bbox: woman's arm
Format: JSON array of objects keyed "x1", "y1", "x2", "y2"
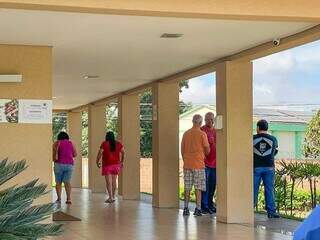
[
  {"x1": 71, "y1": 141, "x2": 78, "y2": 158},
  {"x1": 96, "y1": 148, "x2": 103, "y2": 168},
  {"x1": 52, "y1": 141, "x2": 58, "y2": 162},
  {"x1": 120, "y1": 148, "x2": 125, "y2": 164}
]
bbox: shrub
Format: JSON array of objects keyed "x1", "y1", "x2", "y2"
[{"x1": 0, "y1": 158, "x2": 63, "y2": 239}]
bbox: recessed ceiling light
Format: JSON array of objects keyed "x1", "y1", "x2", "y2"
[
  {"x1": 83, "y1": 75, "x2": 99, "y2": 79},
  {"x1": 160, "y1": 33, "x2": 183, "y2": 38}
]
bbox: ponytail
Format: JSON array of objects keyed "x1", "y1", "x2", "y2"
[{"x1": 105, "y1": 131, "x2": 116, "y2": 152}]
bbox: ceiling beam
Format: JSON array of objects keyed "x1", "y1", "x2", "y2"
[
  {"x1": 0, "y1": 0, "x2": 319, "y2": 22},
  {"x1": 53, "y1": 109, "x2": 69, "y2": 113}
]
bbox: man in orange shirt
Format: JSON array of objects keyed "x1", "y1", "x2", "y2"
[{"x1": 181, "y1": 114, "x2": 210, "y2": 216}]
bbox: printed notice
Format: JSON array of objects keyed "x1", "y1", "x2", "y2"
[
  {"x1": 0, "y1": 99, "x2": 19, "y2": 123},
  {"x1": 19, "y1": 100, "x2": 52, "y2": 124}
]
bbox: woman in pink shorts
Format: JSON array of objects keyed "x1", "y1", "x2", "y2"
[{"x1": 96, "y1": 131, "x2": 125, "y2": 203}]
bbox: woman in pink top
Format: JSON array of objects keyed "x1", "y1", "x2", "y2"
[{"x1": 52, "y1": 131, "x2": 77, "y2": 204}]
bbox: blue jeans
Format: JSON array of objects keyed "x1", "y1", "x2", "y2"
[
  {"x1": 201, "y1": 167, "x2": 216, "y2": 210},
  {"x1": 254, "y1": 167, "x2": 276, "y2": 214}
]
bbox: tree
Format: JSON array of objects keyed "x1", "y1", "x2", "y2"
[
  {"x1": 82, "y1": 111, "x2": 88, "y2": 157},
  {"x1": 52, "y1": 114, "x2": 67, "y2": 141},
  {"x1": 106, "y1": 103, "x2": 118, "y2": 137},
  {"x1": 139, "y1": 80, "x2": 191, "y2": 157},
  {"x1": 303, "y1": 110, "x2": 320, "y2": 159},
  {"x1": 140, "y1": 91, "x2": 153, "y2": 157},
  {"x1": 179, "y1": 101, "x2": 193, "y2": 114},
  {"x1": 0, "y1": 158, "x2": 63, "y2": 239}
]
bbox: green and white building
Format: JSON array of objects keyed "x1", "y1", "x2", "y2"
[{"x1": 179, "y1": 105, "x2": 314, "y2": 160}]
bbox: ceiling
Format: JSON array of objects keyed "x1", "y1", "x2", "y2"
[{"x1": 0, "y1": 8, "x2": 315, "y2": 109}]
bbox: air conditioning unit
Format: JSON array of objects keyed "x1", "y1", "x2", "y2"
[{"x1": 0, "y1": 74, "x2": 22, "y2": 83}]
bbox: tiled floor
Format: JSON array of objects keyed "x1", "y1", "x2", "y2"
[{"x1": 50, "y1": 189, "x2": 297, "y2": 240}]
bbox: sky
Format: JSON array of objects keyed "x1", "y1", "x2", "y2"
[{"x1": 180, "y1": 40, "x2": 320, "y2": 107}]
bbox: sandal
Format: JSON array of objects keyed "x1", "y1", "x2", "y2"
[{"x1": 65, "y1": 200, "x2": 72, "y2": 204}]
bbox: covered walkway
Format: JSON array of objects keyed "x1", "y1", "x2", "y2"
[
  {"x1": 0, "y1": 1, "x2": 319, "y2": 239},
  {"x1": 50, "y1": 189, "x2": 295, "y2": 240}
]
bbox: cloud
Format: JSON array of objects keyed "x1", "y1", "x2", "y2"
[
  {"x1": 253, "y1": 40, "x2": 320, "y2": 105},
  {"x1": 180, "y1": 74, "x2": 216, "y2": 104},
  {"x1": 180, "y1": 40, "x2": 320, "y2": 106},
  {"x1": 254, "y1": 52, "x2": 296, "y2": 76}
]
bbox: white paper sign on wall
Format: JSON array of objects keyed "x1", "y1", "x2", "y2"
[{"x1": 18, "y1": 100, "x2": 52, "y2": 124}]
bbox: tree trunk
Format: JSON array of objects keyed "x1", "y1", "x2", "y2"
[
  {"x1": 313, "y1": 179, "x2": 317, "y2": 208},
  {"x1": 290, "y1": 178, "x2": 295, "y2": 216},
  {"x1": 309, "y1": 179, "x2": 314, "y2": 208},
  {"x1": 284, "y1": 179, "x2": 288, "y2": 214}
]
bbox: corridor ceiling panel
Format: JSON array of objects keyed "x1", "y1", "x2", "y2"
[{"x1": 0, "y1": 9, "x2": 315, "y2": 109}]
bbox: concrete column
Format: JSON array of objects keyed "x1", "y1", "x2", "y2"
[
  {"x1": 67, "y1": 111, "x2": 83, "y2": 188},
  {"x1": 216, "y1": 60, "x2": 254, "y2": 224},
  {"x1": 117, "y1": 94, "x2": 141, "y2": 200},
  {"x1": 152, "y1": 82, "x2": 179, "y2": 208},
  {"x1": 88, "y1": 104, "x2": 106, "y2": 193}
]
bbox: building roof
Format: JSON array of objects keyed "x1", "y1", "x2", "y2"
[
  {"x1": 253, "y1": 108, "x2": 313, "y2": 124},
  {"x1": 180, "y1": 105, "x2": 314, "y2": 124},
  {"x1": 179, "y1": 105, "x2": 216, "y2": 118}
]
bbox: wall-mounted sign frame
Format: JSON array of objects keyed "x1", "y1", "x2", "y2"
[{"x1": 0, "y1": 99, "x2": 52, "y2": 124}]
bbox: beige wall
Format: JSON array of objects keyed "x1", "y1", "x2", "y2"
[
  {"x1": 140, "y1": 158, "x2": 184, "y2": 194},
  {"x1": 0, "y1": 44, "x2": 52, "y2": 203},
  {"x1": 0, "y1": 1, "x2": 319, "y2": 21}
]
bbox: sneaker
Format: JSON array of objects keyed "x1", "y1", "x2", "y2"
[
  {"x1": 193, "y1": 208, "x2": 202, "y2": 217},
  {"x1": 268, "y1": 213, "x2": 280, "y2": 219},
  {"x1": 183, "y1": 208, "x2": 190, "y2": 216},
  {"x1": 201, "y1": 208, "x2": 214, "y2": 215},
  {"x1": 209, "y1": 206, "x2": 217, "y2": 213}
]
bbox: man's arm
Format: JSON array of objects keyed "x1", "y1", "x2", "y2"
[
  {"x1": 204, "y1": 146, "x2": 210, "y2": 156},
  {"x1": 274, "y1": 138, "x2": 279, "y2": 156},
  {"x1": 202, "y1": 134, "x2": 210, "y2": 156},
  {"x1": 181, "y1": 135, "x2": 185, "y2": 159}
]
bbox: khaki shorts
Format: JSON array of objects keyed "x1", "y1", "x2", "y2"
[{"x1": 183, "y1": 169, "x2": 206, "y2": 191}]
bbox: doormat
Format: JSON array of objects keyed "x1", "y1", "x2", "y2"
[{"x1": 53, "y1": 211, "x2": 81, "y2": 221}]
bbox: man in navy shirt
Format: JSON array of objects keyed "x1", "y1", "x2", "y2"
[{"x1": 253, "y1": 119, "x2": 280, "y2": 218}]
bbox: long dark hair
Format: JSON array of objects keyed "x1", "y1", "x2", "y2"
[{"x1": 105, "y1": 131, "x2": 116, "y2": 152}]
